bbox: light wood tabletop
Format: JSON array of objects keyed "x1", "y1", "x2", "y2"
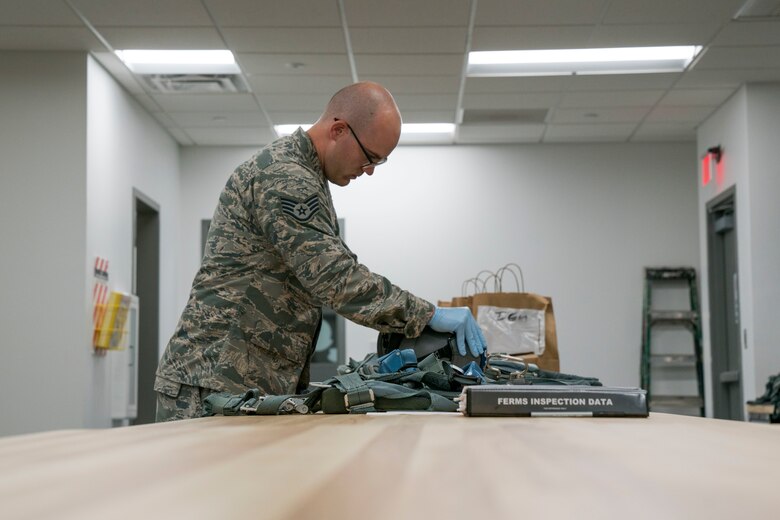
[{"x1": 0, "y1": 412, "x2": 777, "y2": 520}]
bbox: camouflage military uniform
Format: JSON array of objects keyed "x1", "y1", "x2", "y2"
[{"x1": 155, "y1": 128, "x2": 435, "y2": 420}]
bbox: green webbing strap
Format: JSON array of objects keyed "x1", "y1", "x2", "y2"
[
  {"x1": 203, "y1": 388, "x2": 325, "y2": 416},
  {"x1": 251, "y1": 395, "x2": 297, "y2": 414},
  {"x1": 334, "y1": 372, "x2": 377, "y2": 413},
  {"x1": 321, "y1": 379, "x2": 459, "y2": 414},
  {"x1": 203, "y1": 389, "x2": 259, "y2": 416}
]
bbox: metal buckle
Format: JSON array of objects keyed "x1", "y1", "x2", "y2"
[
  {"x1": 485, "y1": 353, "x2": 528, "y2": 381},
  {"x1": 239, "y1": 395, "x2": 265, "y2": 414},
  {"x1": 344, "y1": 388, "x2": 375, "y2": 411}
]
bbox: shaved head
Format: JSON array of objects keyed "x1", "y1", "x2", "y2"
[
  {"x1": 307, "y1": 81, "x2": 402, "y2": 186},
  {"x1": 320, "y1": 81, "x2": 402, "y2": 135}
]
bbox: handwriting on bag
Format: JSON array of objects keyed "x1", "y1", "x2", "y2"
[
  {"x1": 476, "y1": 305, "x2": 546, "y2": 356},
  {"x1": 493, "y1": 311, "x2": 530, "y2": 322}
]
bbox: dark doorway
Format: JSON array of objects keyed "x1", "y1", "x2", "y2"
[
  {"x1": 133, "y1": 190, "x2": 160, "y2": 425},
  {"x1": 706, "y1": 187, "x2": 743, "y2": 420}
]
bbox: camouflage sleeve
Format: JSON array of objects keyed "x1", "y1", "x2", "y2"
[{"x1": 254, "y1": 167, "x2": 435, "y2": 337}]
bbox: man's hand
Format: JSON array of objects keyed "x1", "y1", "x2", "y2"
[{"x1": 428, "y1": 307, "x2": 487, "y2": 357}]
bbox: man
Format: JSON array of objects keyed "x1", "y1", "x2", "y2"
[{"x1": 155, "y1": 81, "x2": 486, "y2": 421}]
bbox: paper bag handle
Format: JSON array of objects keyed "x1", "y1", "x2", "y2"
[{"x1": 496, "y1": 263, "x2": 525, "y2": 292}]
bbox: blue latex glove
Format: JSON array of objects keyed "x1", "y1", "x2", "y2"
[{"x1": 428, "y1": 307, "x2": 487, "y2": 357}]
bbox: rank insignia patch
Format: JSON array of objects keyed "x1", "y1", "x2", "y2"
[{"x1": 281, "y1": 195, "x2": 320, "y2": 222}]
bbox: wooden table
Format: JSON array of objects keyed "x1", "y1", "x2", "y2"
[{"x1": 0, "y1": 413, "x2": 777, "y2": 519}]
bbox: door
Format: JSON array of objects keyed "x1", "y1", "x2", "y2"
[
  {"x1": 133, "y1": 190, "x2": 160, "y2": 425},
  {"x1": 707, "y1": 188, "x2": 743, "y2": 420}
]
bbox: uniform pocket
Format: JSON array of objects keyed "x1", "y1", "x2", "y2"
[
  {"x1": 153, "y1": 376, "x2": 182, "y2": 398},
  {"x1": 245, "y1": 334, "x2": 307, "y2": 395}
]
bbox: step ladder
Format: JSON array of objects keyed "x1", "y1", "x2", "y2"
[{"x1": 640, "y1": 267, "x2": 705, "y2": 416}]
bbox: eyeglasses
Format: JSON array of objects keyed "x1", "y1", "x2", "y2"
[{"x1": 335, "y1": 118, "x2": 387, "y2": 167}]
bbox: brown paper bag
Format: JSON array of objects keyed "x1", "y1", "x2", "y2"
[
  {"x1": 471, "y1": 291, "x2": 559, "y2": 371},
  {"x1": 450, "y1": 295, "x2": 473, "y2": 309}
]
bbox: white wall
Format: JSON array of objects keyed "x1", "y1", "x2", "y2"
[
  {"x1": 177, "y1": 147, "x2": 257, "y2": 316},
  {"x1": 745, "y1": 85, "x2": 780, "y2": 393},
  {"x1": 0, "y1": 53, "x2": 181, "y2": 436},
  {"x1": 86, "y1": 57, "x2": 180, "y2": 427},
  {"x1": 179, "y1": 142, "x2": 699, "y2": 387},
  {"x1": 698, "y1": 83, "x2": 780, "y2": 406},
  {"x1": 0, "y1": 52, "x2": 89, "y2": 436}
]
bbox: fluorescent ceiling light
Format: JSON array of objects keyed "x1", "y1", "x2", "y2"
[
  {"x1": 402, "y1": 123, "x2": 455, "y2": 134},
  {"x1": 115, "y1": 50, "x2": 240, "y2": 74},
  {"x1": 275, "y1": 124, "x2": 311, "y2": 136},
  {"x1": 468, "y1": 46, "x2": 702, "y2": 77}
]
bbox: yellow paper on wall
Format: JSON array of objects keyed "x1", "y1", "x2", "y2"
[{"x1": 96, "y1": 292, "x2": 132, "y2": 350}]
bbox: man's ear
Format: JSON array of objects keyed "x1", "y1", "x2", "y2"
[{"x1": 329, "y1": 120, "x2": 347, "y2": 140}]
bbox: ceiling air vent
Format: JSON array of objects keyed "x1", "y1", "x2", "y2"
[
  {"x1": 143, "y1": 74, "x2": 248, "y2": 94},
  {"x1": 734, "y1": 0, "x2": 780, "y2": 19}
]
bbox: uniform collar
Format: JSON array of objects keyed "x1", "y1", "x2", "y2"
[{"x1": 291, "y1": 127, "x2": 324, "y2": 180}]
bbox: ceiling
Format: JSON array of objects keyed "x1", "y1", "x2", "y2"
[{"x1": 2, "y1": 0, "x2": 780, "y2": 146}]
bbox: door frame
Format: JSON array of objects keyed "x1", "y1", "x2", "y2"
[{"x1": 705, "y1": 186, "x2": 743, "y2": 420}]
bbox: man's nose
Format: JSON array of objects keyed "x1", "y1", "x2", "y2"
[{"x1": 362, "y1": 165, "x2": 375, "y2": 175}]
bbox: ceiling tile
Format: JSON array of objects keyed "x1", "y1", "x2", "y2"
[
  {"x1": 267, "y1": 110, "x2": 456, "y2": 126},
  {"x1": 248, "y1": 75, "x2": 352, "y2": 95},
  {"x1": 254, "y1": 93, "x2": 332, "y2": 111},
  {"x1": 471, "y1": 26, "x2": 594, "y2": 51},
  {"x1": 476, "y1": 0, "x2": 608, "y2": 26},
  {"x1": 400, "y1": 110, "x2": 456, "y2": 123},
  {"x1": 588, "y1": 23, "x2": 720, "y2": 46},
  {"x1": 354, "y1": 54, "x2": 463, "y2": 76},
  {"x1": 0, "y1": 0, "x2": 83, "y2": 25},
  {"x1": 165, "y1": 127, "x2": 196, "y2": 146},
  {"x1": 658, "y1": 88, "x2": 735, "y2": 106},
  {"x1": 457, "y1": 123, "x2": 545, "y2": 143},
  {"x1": 351, "y1": 27, "x2": 467, "y2": 54},
  {"x1": 569, "y1": 73, "x2": 680, "y2": 91},
  {"x1": 169, "y1": 111, "x2": 269, "y2": 127},
  {"x1": 551, "y1": 107, "x2": 651, "y2": 124},
  {"x1": 2, "y1": 0, "x2": 776, "y2": 146},
  {"x1": 151, "y1": 93, "x2": 260, "y2": 112},
  {"x1": 223, "y1": 28, "x2": 346, "y2": 53},
  {"x1": 713, "y1": 20, "x2": 780, "y2": 46},
  {"x1": 602, "y1": 0, "x2": 746, "y2": 24},
  {"x1": 343, "y1": 0, "x2": 470, "y2": 27},
  {"x1": 267, "y1": 111, "x2": 322, "y2": 124},
  {"x1": 694, "y1": 45, "x2": 780, "y2": 69},
  {"x1": 151, "y1": 111, "x2": 177, "y2": 128},
  {"x1": 205, "y1": 0, "x2": 342, "y2": 27},
  {"x1": 70, "y1": 0, "x2": 213, "y2": 26},
  {"x1": 98, "y1": 27, "x2": 225, "y2": 49},
  {"x1": 133, "y1": 93, "x2": 160, "y2": 113},
  {"x1": 0, "y1": 27, "x2": 103, "y2": 51},
  {"x1": 544, "y1": 123, "x2": 636, "y2": 142},
  {"x1": 678, "y1": 67, "x2": 780, "y2": 87},
  {"x1": 392, "y1": 94, "x2": 459, "y2": 111},
  {"x1": 184, "y1": 126, "x2": 276, "y2": 146},
  {"x1": 465, "y1": 76, "x2": 572, "y2": 94},
  {"x1": 237, "y1": 53, "x2": 351, "y2": 76},
  {"x1": 631, "y1": 122, "x2": 697, "y2": 141},
  {"x1": 645, "y1": 105, "x2": 718, "y2": 122},
  {"x1": 560, "y1": 90, "x2": 664, "y2": 108},
  {"x1": 462, "y1": 92, "x2": 562, "y2": 109},
  {"x1": 362, "y1": 75, "x2": 461, "y2": 94}
]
